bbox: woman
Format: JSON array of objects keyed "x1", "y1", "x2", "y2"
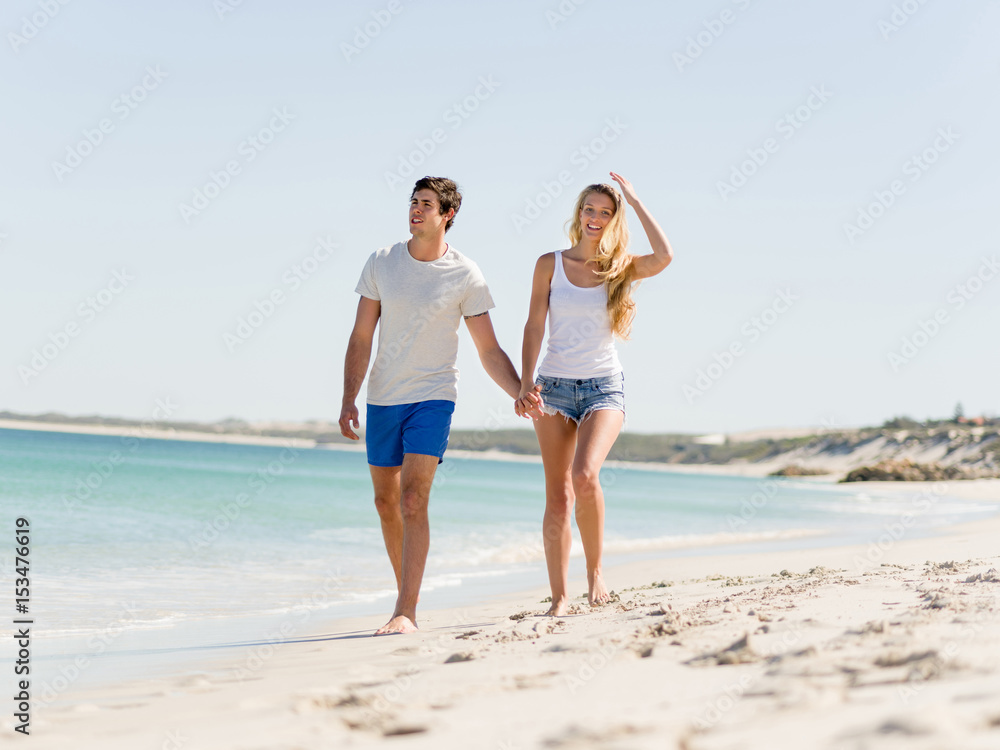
[{"x1": 515, "y1": 172, "x2": 673, "y2": 616}]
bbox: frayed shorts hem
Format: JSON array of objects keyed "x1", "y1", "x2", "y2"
[
  {"x1": 541, "y1": 405, "x2": 625, "y2": 427},
  {"x1": 535, "y1": 372, "x2": 626, "y2": 427}
]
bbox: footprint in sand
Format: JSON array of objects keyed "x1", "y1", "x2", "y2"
[
  {"x1": 686, "y1": 633, "x2": 759, "y2": 666},
  {"x1": 544, "y1": 723, "x2": 652, "y2": 747},
  {"x1": 964, "y1": 568, "x2": 999, "y2": 583},
  {"x1": 533, "y1": 619, "x2": 567, "y2": 635}
]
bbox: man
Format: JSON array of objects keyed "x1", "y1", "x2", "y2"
[{"x1": 339, "y1": 176, "x2": 542, "y2": 635}]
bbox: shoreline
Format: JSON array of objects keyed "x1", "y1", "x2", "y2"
[
  {"x1": 0, "y1": 418, "x2": 323, "y2": 450},
  {"x1": 13, "y1": 478, "x2": 1000, "y2": 748},
  {"x1": 28, "y1": 498, "x2": 993, "y2": 650},
  {"x1": 5, "y1": 418, "x2": 997, "y2": 483}
]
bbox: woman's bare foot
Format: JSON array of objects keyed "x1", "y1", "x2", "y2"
[
  {"x1": 588, "y1": 569, "x2": 610, "y2": 606},
  {"x1": 545, "y1": 596, "x2": 569, "y2": 617},
  {"x1": 374, "y1": 614, "x2": 418, "y2": 635}
]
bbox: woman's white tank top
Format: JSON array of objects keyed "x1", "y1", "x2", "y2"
[{"x1": 537, "y1": 251, "x2": 622, "y2": 378}]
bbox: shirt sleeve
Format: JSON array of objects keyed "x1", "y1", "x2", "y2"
[
  {"x1": 354, "y1": 252, "x2": 380, "y2": 300},
  {"x1": 460, "y1": 263, "x2": 495, "y2": 317}
]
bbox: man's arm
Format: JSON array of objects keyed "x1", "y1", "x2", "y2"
[
  {"x1": 464, "y1": 312, "x2": 517, "y2": 397},
  {"x1": 339, "y1": 296, "x2": 380, "y2": 440},
  {"x1": 464, "y1": 312, "x2": 543, "y2": 418}
]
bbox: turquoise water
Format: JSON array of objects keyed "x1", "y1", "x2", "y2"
[{"x1": 1, "y1": 426, "x2": 997, "y2": 643}]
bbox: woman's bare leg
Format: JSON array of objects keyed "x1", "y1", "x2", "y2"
[
  {"x1": 573, "y1": 409, "x2": 624, "y2": 606},
  {"x1": 533, "y1": 413, "x2": 578, "y2": 616}
]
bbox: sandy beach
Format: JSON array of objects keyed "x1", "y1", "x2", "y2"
[{"x1": 7, "y1": 478, "x2": 999, "y2": 749}]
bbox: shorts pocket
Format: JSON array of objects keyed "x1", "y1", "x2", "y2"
[
  {"x1": 536, "y1": 377, "x2": 555, "y2": 394},
  {"x1": 593, "y1": 375, "x2": 624, "y2": 396}
]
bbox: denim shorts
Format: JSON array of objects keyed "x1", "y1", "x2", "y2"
[
  {"x1": 365, "y1": 400, "x2": 455, "y2": 467},
  {"x1": 534, "y1": 372, "x2": 625, "y2": 425}
]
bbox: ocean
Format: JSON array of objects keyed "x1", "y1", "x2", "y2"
[{"x1": 2, "y1": 426, "x2": 997, "y2": 695}]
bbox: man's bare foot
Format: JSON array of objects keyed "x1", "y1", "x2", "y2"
[
  {"x1": 374, "y1": 615, "x2": 418, "y2": 635},
  {"x1": 545, "y1": 596, "x2": 568, "y2": 617},
  {"x1": 588, "y1": 569, "x2": 610, "y2": 606}
]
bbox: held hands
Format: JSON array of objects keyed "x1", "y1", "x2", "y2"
[
  {"x1": 609, "y1": 171, "x2": 639, "y2": 207},
  {"x1": 515, "y1": 384, "x2": 545, "y2": 421},
  {"x1": 339, "y1": 401, "x2": 360, "y2": 440}
]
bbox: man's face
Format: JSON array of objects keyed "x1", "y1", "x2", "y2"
[{"x1": 409, "y1": 189, "x2": 452, "y2": 237}]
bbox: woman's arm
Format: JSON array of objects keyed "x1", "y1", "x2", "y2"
[
  {"x1": 610, "y1": 171, "x2": 673, "y2": 280},
  {"x1": 517, "y1": 253, "x2": 555, "y2": 415}
]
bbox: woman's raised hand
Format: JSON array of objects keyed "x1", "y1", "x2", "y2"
[{"x1": 609, "y1": 171, "x2": 639, "y2": 206}]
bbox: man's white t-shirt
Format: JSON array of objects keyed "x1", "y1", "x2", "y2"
[{"x1": 355, "y1": 241, "x2": 495, "y2": 405}]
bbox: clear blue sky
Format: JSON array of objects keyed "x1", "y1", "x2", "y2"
[{"x1": 2, "y1": 1, "x2": 997, "y2": 434}]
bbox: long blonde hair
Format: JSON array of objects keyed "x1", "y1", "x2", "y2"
[{"x1": 566, "y1": 183, "x2": 636, "y2": 339}]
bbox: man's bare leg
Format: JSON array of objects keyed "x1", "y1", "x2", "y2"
[
  {"x1": 369, "y1": 464, "x2": 403, "y2": 591},
  {"x1": 574, "y1": 409, "x2": 624, "y2": 606},
  {"x1": 533, "y1": 413, "x2": 578, "y2": 617},
  {"x1": 374, "y1": 453, "x2": 439, "y2": 635}
]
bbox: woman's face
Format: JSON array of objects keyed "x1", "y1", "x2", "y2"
[{"x1": 579, "y1": 192, "x2": 616, "y2": 239}]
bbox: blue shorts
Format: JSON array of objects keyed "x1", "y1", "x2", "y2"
[
  {"x1": 365, "y1": 400, "x2": 456, "y2": 467},
  {"x1": 535, "y1": 372, "x2": 625, "y2": 425}
]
